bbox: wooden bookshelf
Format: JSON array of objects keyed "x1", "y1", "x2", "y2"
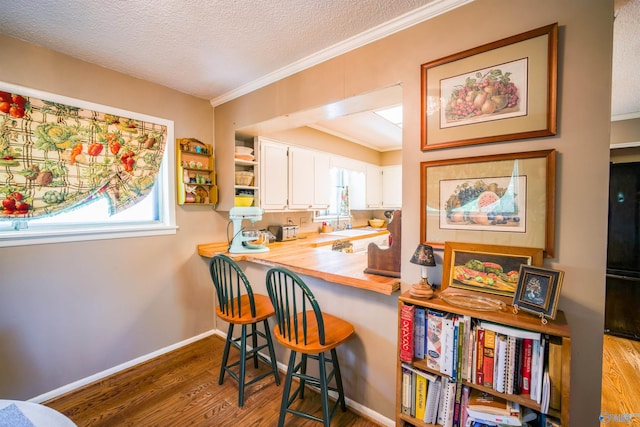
[{"x1": 396, "y1": 290, "x2": 570, "y2": 426}]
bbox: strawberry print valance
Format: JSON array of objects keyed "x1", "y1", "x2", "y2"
[{"x1": 0, "y1": 84, "x2": 168, "y2": 220}]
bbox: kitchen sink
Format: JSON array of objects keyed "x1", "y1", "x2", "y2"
[{"x1": 323, "y1": 229, "x2": 379, "y2": 237}]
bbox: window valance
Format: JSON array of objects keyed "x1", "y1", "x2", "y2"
[{"x1": 0, "y1": 85, "x2": 168, "y2": 220}]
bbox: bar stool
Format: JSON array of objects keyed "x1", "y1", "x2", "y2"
[
  {"x1": 209, "y1": 254, "x2": 280, "y2": 407},
  {"x1": 266, "y1": 267, "x2": 355, "y2": 427}
]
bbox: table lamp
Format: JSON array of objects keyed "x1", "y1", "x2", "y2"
[{"x1": 409, "y1": 243, "x2": 436, "y2": 298}]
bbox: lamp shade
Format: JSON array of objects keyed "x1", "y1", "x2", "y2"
[{"x1": 410, "y1": 243, "x2": 436, "y2": 267}]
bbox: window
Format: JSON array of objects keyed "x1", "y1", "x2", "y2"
[
  {"x1": 0, "y1": 82, "x2": 177, "y2": 247},
  {"x1": 314, "y1": 165, "x2": 364, "y2": 222}
]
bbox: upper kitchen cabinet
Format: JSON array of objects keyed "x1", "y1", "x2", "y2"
[
  {"x1": 176, "y1": 138, "x2": 217, "y2": 205},
  {"x1": 289, "y1": 146, "x2": 331, "y2": 210},
  {"x1": 381, "y1": 165, "x2": 402, "y2": 208},
  {"x1": 364, "y1": 164, "x2": 402, "y2": 209},
  {"x1": 259, "y1": 137, "x2": 331, "y2": 211},
  {"x1": 366, "y1": 164, "x2": 383, "y2": 209},
  {"x1": 259, "y1": 137, "x2": 288, "y2": 210}
]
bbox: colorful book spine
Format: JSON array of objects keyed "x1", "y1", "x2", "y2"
[
  {"x1": 521, "y1": 338, "x2": 534, "y2": 395},
  {"x1": 482, "y1": 329, "x2": 496, "y2": 388},
  {"x1": 441, "y1": 314, "x2": 455, "y2": 376},
  {"x1": 415, "y1": 371, "x2": 428, "y2": 421},
  {"x1": 427, "y1": 309, "x2": 445, "y2": 370},
  {"x1": 414, "y1": 307, "x2": 426, "y2": 359},
  {"x1": 476, "y1": 327, "x2": 485, "y2": 385},
  {"x1": 400, "y1": 304, "x2": 415, "y2": 363},
  {"x1": 401, "y1": 366, "x2": 412, "y2": 415}
]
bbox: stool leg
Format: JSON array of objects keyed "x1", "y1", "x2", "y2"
[
  {"x1": 318, "y1": 352, "x2": 330, "y2": 427},
  {"x1": 263, "y1": 319, "x2": 280, "y2": 385},
  {"x1": 219, "y1": 323, "x2": 234, "y2": 385},
  {"x1": 299, "y1": 354, "x2": 308, "y2": 399},
  {"x1": 331, "y1": 348, "x2": 347, "y2": 411},
  {"x1": 251, "y1": 322, "x2": 259, "y2": 368},
  {"x1": 279, "y1": 350, "x2": 297, "y2": 427},
  {"x1": 238, "y1": 324, "x2": 247, "y2": 407}
]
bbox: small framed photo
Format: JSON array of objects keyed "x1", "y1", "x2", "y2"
[{"x1": 513, "y1": 265, "x2": 564, "y2": 321}]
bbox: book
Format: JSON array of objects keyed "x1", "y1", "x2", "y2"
[
  {"x1": 514, "y1": 338, "x2": 524, "y2": 394},
  {"x1": 410, "y1": 372, "x2": 416, "y2": 417},
  {"x1": 494, "y1": 333, "x2": 507, "y2": 393},
  {"x1": 441, "y1": 314, "x2": 456, "y2": 376},
  {"x1": 400, "y1": 304, "x2": 415, "y2": 363},
  {"x1": 521, "y1": 338, "x2": 534, "y2": 395},
  {"x1": 548, "y1": 337, "x2": 563, "y2": 410},
  {"x1": 532, "y1": 335, "x2": 546, "y2": 403},
  {"x1": 467, "y1": 388, "x2": 512, "y2": 416},
  {"x1": 427, "y1": 309, "x2": 445, "y2": 370},
  {"x1": 482, "y1": 329, "x2": 496, "y2": 388},
  {"x1": 460, "y1": 385, "x2": 470, "y2": 427},
  {"x1": 465, "y1": 406, "x2": 523, "y2": 427},
  {"x1": 437, "y1": 377, "x2": 456, "y2": 427},
  {"x1": 415, "y1": 371, "x2": 428, "y2": 421},
  {"x1": 505, "y1": 335, "x2": 517, "y2": 394},
  {"x1": 475, "y1": 327, "x2": 485, "y2": 385},
  {"x1": 452, "y1": 316, "x2": 461, "y2": 380},
  {"x1": 401, "y1": 366, "x2": 411, "y2": 415},
  {"x1": 414, "y1": 307, "x2": 426, "y2": 359},
  {"x1": 461, "y1": 315, "x2": 472, "y2": 381},
  {"x1": 479, "y1": 321, "x2": 542, "y2": 341},
  {"x1": 425, "y1": 377, "x2": 442, "y2": 424}
]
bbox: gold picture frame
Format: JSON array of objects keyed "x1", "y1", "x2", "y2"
[
  {"x1": 441, "y1": 241, "x2": 543, "y2": 306},
  {"x1": 420, "y1": 149, "x2": 556, "y2": 257},
  {"x1": 421, "y1": 23, "x2": 557, "y2": 150}
]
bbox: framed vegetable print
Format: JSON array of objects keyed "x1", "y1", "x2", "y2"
[{"x1": 442, "y1": 241, "x2": 543, "y2": 305}]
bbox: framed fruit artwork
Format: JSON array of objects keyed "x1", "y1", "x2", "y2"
[
  {"x1": 420, "y1": 149, "x2": 556, "y2": 257},
  {"x1": 421, "y1": 23, "x2": 557, "y2": 150}
]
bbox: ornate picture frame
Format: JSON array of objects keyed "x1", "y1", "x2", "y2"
[
  {"x1": 513, "y1": 265, "x2": 564, "y2": 322},
  {"x1": 420, "y1": 23, "x2": 557, "y2": 150}
]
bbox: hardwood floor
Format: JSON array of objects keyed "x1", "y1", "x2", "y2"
[
  {"x1": 45, "y1": 334, "x2": 382, "y2": 426},
  {"x1": 601, "y1": 334, "x2": 640, "y2": 426}
]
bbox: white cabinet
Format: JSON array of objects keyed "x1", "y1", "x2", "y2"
[
  {"x1": 259, "y1": 138, "x2": 289, "y2": 210},
  {"x1": 259, "y1": 138, "x2": 331, "y2": 211},
  {"x1": 312, "y1": 152, "x2": 331, "y2": 209},
  {"x1": 366, "y1": 164, "x2": 383, "y2": 208},
  {"x1": 288, "y1": 146, "x2": 331, "y2": 209},
  {"x1": 381, "y1": 165, "x2": 402, "y2": 208}
]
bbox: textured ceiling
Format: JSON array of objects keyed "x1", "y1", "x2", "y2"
[
  {"x1": 0, "y1": 0, "x2": 456, "y2": 104},
  {"x1": 0, "y1": 0, "x2": 635, "y2": 127}
]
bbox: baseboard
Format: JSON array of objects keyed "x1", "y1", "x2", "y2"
[
  {"x1": 30, "y1": 329, "x2": 218, "y2": 404},
  {"x1": 31, "y1": 328, "x2": 394, "y2": 426}
]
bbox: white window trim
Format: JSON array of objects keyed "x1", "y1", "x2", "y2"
[{"x1": 0, "y1": 82, "x2": 177, "y2": 247}]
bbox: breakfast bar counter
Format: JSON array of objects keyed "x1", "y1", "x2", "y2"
[{"x1": 197, "y1": 230, "x2": 402, "y2": 295}]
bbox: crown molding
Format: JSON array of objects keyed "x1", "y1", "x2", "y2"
[{"x1": 210, "y1": 0, "x2": 473, "y2": 107}]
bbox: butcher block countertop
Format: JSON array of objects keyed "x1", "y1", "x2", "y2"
[{"x1": 197, "y1": 229, "x2": 401, "y2": 295}]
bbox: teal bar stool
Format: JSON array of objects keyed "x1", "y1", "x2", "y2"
[
  {"x1": 209, "y1": 254, "x2": 280, "y2": 407},
  {"x1": 266, "y1": 267, "x2": 355, "y2": 426}
]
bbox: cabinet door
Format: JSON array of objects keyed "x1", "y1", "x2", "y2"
[
  {"x1": 366, "y1": 164, "x2": 383, "y2": 208},
  {"x1": 288, "y1": 147, "x2": 314, "y2": 209},
  {"x1": 312, "y1": 152, "x2": 331, "y2": 209},
  {"x1": 260, "y1": 140, "x2": 289, "y2": 210},
  {"x1": 382, "y1": 165, "x2": 402, "y2": 208}
]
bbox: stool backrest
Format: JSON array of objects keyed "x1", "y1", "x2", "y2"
[
  {"x1": 266, "y1": 267, "x2": 325, "y2": 346},
  {"x1": 209, "y1": 254, "x2": 256, "y2": 318}
]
